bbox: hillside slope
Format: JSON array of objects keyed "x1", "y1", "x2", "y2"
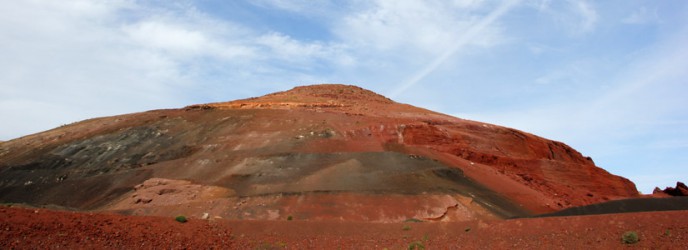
[{"x1": 0, "y1": 84, "x2": 638, "y2": 221}]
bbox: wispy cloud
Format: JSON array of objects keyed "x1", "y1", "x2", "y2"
[
  {"x1": 1, "y1": 0, "x2": 686, "y2": 194},
  {"x1": 534, "y1": 0, "x2": 598, "y2": 35},
  {"x1": 386, "y1": 0, "x2": 520, "y2": 98},
  {"x1": 459, "y1": 27, "x2": 688, "y2": 143},
  {"x1": 570, "y1": 0, "x2": 597, "y2": 34},
  {"x1": 256, "y1": 32, "x2": 351, "y2": 66},
  {"x1": 455, "y1": 25, "x2": 688, "y2": 193},
  {"x1": 0, "y1": 1, "x2": 346, "y2": 139},
  {"x1": 622, "y1": 7, "x2": 660, "y2": 24},
  {"x1": 341, "y1": 1, "x2": 476, "y2": 54},
  {"x1": 122, "y1": 19, "x2": 254, "y2": 60},
  {"x1": 249, "y1": 0, "x2": 339, "y2": 16}
]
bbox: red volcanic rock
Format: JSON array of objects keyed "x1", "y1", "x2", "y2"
[
  {"x1": 654, "y1": 182, "x2": 688, "y2": 197},
  {"x1": 0, "y1": 84, "x2": 639, "y2": 221}
]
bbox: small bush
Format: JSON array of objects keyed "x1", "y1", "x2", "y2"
[
  {"x1": 175, "y1": 215, "x2": 188, "y2": 223},
  {"x1": 622, "y1": 231, "x2": 639, "y2": 244},
  {"x1": 287, "y1": 215, "x2": 293, "y2": 221},
  {"x1": 464, "y1": 227, "x2": 471, "y2": 232},
  {"x1": 408, "y1": 241, "x2": 425, "y2": 250},
  {"x1": 404, "y1": 218, "x2": 423, "y2": 223},
  {"x1": 402, "y1": 225, "x2": 411, "y2": 231}
]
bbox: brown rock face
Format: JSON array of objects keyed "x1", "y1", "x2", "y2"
[
  {"x1": 653, "y1": 182, "x2": 688, "y2": 197},
  {"x1": 0, "y1": 84, "x2": 638, "y2": 221}
]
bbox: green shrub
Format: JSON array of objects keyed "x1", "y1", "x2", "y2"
[
  {"x1": 622, "y1": 231, "x2": 639, "y2": 244},
  {"x1": 404, "y1": 218, "x2": 423, "y2": 223},
  {"x1": 287, "y1": 215, "x2": 293, "y2": 221},
  {"x1": 408, "y1": 241, "x2": 425, "y2": 250},
  {"x1": 175, "y1": 215, "x2": 188, "y2": 223},
  {"x1": 402, "y1": 225, "x2": 411, "y2": 231}
]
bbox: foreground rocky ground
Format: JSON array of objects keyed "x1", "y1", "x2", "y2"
[{"x1": 1, "y1": 206, "x2": 686, "y2": 249}]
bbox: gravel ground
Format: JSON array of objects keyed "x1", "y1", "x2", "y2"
[{"x1": 1, "y1": 206, "x2": 687, "y2": 249}]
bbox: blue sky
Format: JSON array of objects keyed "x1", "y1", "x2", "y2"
[{"x1": 1, "y1": 0, "x2": 686, "y2": 193}]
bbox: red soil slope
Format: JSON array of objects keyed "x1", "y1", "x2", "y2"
[
  {"x1": 0, "y1": 84, "x2": 638, "y2": 221},
  {"x1": 203, "y1": 84, "x2": 640, "y2": 211}
]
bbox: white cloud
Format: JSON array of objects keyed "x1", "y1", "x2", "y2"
[
  {"x1": 454, "y1": 26, "x2": 688, "y2": 193},
  {"x1": 459, "y1": 31, "x2": 688, "y2": 143},
  {"x1": 249, "y1": 0, "x2": 339, "y2": 16},
  {"x1": 0, "y1": 99, "x2": 79, "y2": 140},
  {"x1": 0, "y1": 0, "x2": 686, "y2": 195},
  {"x1": 124, "y1": 21, "x2": 210, "y2": 54},
  {"x1": 533, "y1": 0, "x2": 598, "y2": 35},
  {"x1": 336, "y1": 0, "x2": 506, "y2": 55},
  {"x1": 385, "y1": 0, "x2": 520, "y2": 98},
  {"x1": 256, "y1": 32, "x2": 352, "y2": 66},
  {"x1": 571, "y1": 0, "x2": 597, "y2": 34},
  {"x1": 622, "y1": 7, "x2": 660, "y2": 24},
  {"x1": 122, "y1": 19, "x2": 256, "y2": 60},
  {"x1": 0, "y1": 0, "x2": 347, "y2": 140},
  {"x1": 533, "y1": 0, "x2": 551, "y2": 12},
  {"x1": 452, "y1": 0, "x2": 487, "y2": 9}
]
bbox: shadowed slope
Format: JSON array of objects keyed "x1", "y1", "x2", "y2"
[{"x1": 535, "y1": 197, "x2": 688, "y2": 217}]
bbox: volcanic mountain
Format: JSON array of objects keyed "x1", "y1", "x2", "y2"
[{"x1": 0, "y1": 84, "x2": 639, "y2": 222}]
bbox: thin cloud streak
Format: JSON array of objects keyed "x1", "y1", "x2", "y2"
[
  {"x1": 387, "y1": 0, "x2": 521, "y2": 98},
  {"x1": 570, "y1": 0, "x2": 597, "y2": 34},
  {"x1": 452, "y1": 25, "x2": 688, "y2": 193}
]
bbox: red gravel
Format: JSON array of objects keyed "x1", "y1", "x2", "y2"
[
  {"x1": 0, "y1": 206, "x2": 232, "y2": 249},
  {"x1": 2, "y1": 206, "x2": 687, "y2": 249}
]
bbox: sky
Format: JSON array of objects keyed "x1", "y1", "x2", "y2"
[{"x1": 1, "y1": 0, "x2": 686, "y2": 194}]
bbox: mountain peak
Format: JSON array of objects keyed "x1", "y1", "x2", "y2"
[
  {"x1": 189, "y1": 84, "x2": 403, "y2": 114},
  {"x1": 267, "y1": 84, "x2": 394, "y2": 104}
]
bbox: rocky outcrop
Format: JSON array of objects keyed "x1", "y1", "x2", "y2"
[{"x1": 653, "y1": 182, "x2": 688, "y2": 197}]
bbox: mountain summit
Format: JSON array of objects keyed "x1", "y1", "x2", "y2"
[
  {"x1": 0, "y1": 84, "x2": 638, "y2": 221},
  {"x1": 187, "y1": 84, "x2": 424, "y2": 117}
]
